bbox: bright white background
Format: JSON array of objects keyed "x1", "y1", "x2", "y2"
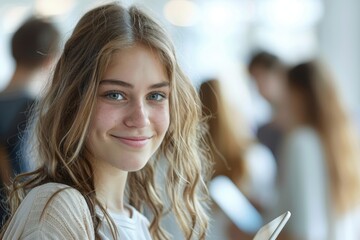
[{"x1": 1, "y1": 0, "x2": 359, "y2": 130}]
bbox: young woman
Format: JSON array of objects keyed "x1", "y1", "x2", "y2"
[
  {"x1": 199, "y1": 79, "x2": 276, "y2": 205},
  {"x1": 278, "y1": 60, "x2": 360, "y2": 240},
  {"x1": 0, "y1": 3, "x2": 211, "y2": 240},
  {"x1": 199, "y1": 79, "x2": 276, "y2": 239}
]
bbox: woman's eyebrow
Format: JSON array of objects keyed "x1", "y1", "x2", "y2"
[
  {"x1": 100, "y1": 79, "x2": 133, "y2": 88},
  {"x1": 148, "y1": 82, "x2": 170, "y2": 89},
  {"x1": 100, "y1": 79, "x2": 169, "y2": 89}
]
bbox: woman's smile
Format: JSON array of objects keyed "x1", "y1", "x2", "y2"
[{"x1": 110, "y1": 135, "x2": 153, "y2": 148}]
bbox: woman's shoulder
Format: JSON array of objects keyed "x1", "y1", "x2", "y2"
[
  {"x1": 288, "y1": 126, "x2": 321, "y2": 143},
  {"x1": 3, "y1": 182, "x2": 94, "y2": 239},
  {"x1": 19, "y1": 182, "x2": 88, "y2": 214},
  {"x1": 245, "y1": 142, "x2": 276, "y2": 162},
  {"x1": 245, "y1": 142, "x2": 277, "y2": 175},
  {"x1": 25, "y1": 182, "x2": 91, "y2": 222},
  {"x1": 283, "y1": 127, "x2": 326, "y2": 167},
  {"x1": 285, "y1": 126, "x2": 323, "y2": 152},
  {"x1": 22, "y1": 182, "x2": 91, "y2": 220},
  {"x1": 28, "y1": 182, "x2": 85, "y2": 202}
]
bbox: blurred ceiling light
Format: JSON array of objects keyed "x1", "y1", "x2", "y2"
[
  {"x1": 201, "y1": 0, "x2": 253, "y2": 29},
  {"x1": 164, "y1": 0, "x2": 199, "y2": 27},
  {"x1": 2, "y1": 5, "x2": 30, "y2": 33},
  {"x1": 35, "y1": 0, "x2": 75, "y2": 17}
]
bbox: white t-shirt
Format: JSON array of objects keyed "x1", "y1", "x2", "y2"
[{"x1": 97, "y1": 205, "x2": 152, "y2": 240}]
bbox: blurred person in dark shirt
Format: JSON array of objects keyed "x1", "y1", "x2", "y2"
[
  {"x1": 0, "y1": 17, "x2": 59, "y2": 227},
  {"x1": 248, "y1": 51, "x2": 288, "y2": 162}
]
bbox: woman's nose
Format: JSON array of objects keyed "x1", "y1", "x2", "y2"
[{"x1": 123, "y1": 101, "x2": 150, "y2": 128}]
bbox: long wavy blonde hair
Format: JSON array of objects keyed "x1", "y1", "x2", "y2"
[
  {"x1": 199, "y1": 79, "x2": 251, "y2": 187},
  {"x1": 1, "y1": 3, "x2": 211, "y2": 239},
  {"x1": 287, "y1": 60, "x2": 360, "y2": 214}
]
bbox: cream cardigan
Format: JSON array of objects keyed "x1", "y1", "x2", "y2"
[
  {"x1": 3, "y1": 183, "x2": 152, "y2": 239},
  {"x1": 3, "y1": 182, "x2": 95, "y2": 239}
]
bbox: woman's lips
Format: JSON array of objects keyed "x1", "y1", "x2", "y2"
[{"x1": 111, "y1": 135, "x2": 152, "y2": 148}]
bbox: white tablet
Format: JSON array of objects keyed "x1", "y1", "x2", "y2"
[
  {"x1": 253, "y1": 211, "x2": 291, "y2": 240},
  {"x1": 209, "y1": 175, "x2": 291, "y2": 239}
]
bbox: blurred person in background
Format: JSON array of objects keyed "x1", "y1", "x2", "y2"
[
  {"x1": 0, "y1": 17, "x2": 60, "y2": 227},
  {"x1": 199, "y1": 79, "x2": 276, "y2": 239},
  {"x1": 248, "y1": 51, "x2": 288, "y2": 162},
  {"x1": 278, "y1": 60, "x2": 360, "y2": 240}
]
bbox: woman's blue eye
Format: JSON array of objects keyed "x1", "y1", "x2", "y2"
[
  {"x1": 106, "y1": 92, "x2": 124, "y2": 100},
  {"x1": 148, "y1": 93, "x2": 165, "y2": 101}
]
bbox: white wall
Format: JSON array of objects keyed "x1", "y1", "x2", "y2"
[{"x1": 318, "y1": 0, "x2": 360, "y2": 116}]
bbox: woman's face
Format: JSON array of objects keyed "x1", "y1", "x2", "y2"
[{"x1": 87, "y1": 44, "x2": 170, "y2": 173}]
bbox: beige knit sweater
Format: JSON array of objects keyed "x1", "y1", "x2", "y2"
[{"x1": 2, "y1": 182, "x2": 95, "y2": 239}]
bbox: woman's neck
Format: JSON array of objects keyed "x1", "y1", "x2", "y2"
[{"x1": 93, "y1": 163, "x2": 129, "y2": 216}]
